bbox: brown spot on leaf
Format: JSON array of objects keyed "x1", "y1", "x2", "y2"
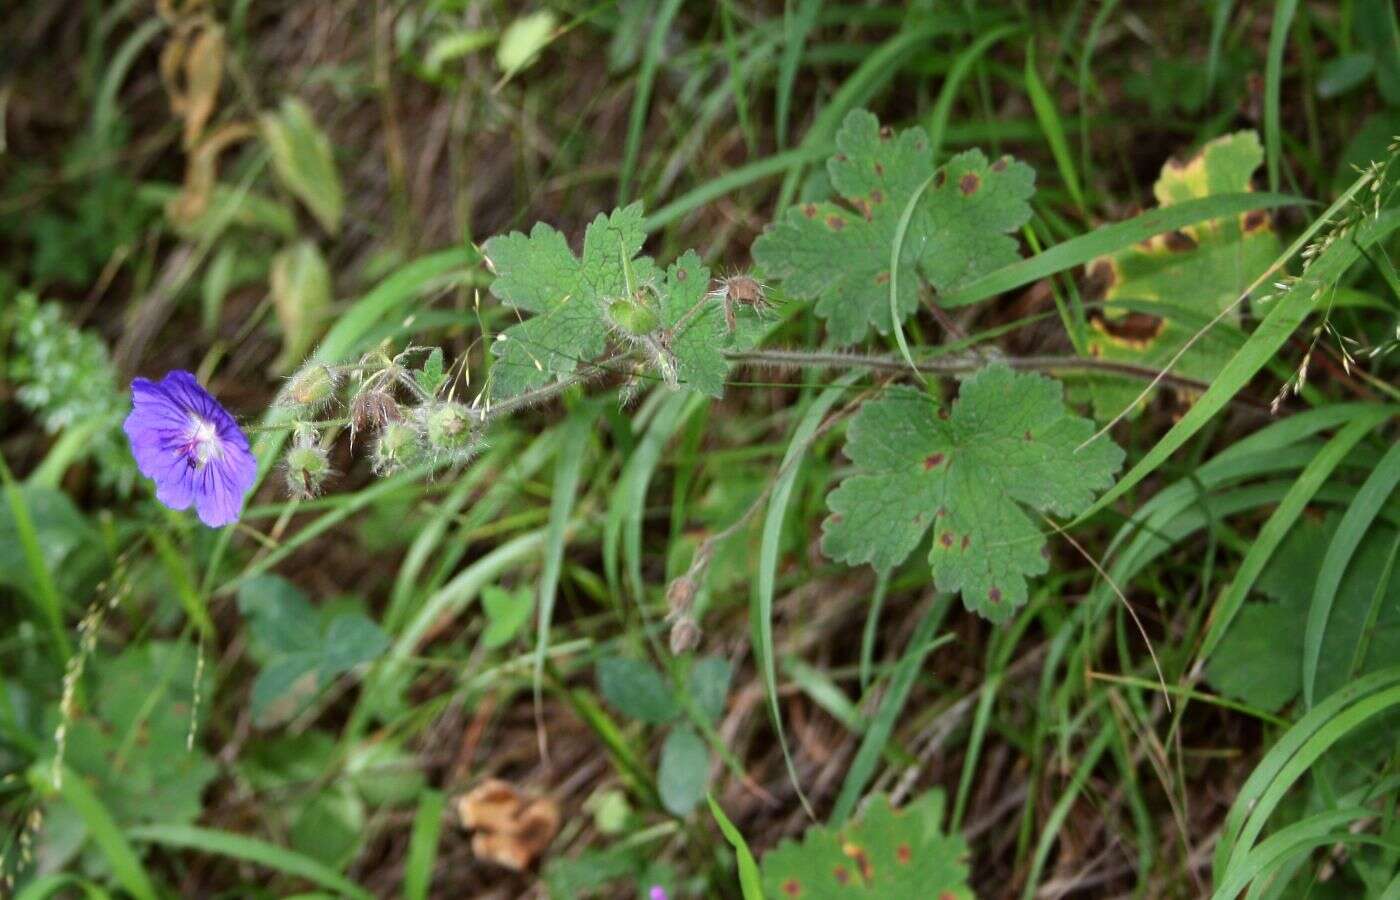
[
  {"x1": 961, "y1": 535, "x2": 970, "y2": 550},
  {"x1": 836, "y1": 153, "x2": 849, "y2": 162},
  {"x1": 923, "y1": 452, "x2": 945, "y2": 470},
  {"x1": 826, "y1": 215, "x2": 846, "y2": 231},
  {"x1": 873, "y1": 162, "x2": 885, "y2": 177},
  {"x1": 833, "y1": 865, "x2": 850, "y2": 885},
  {"x1": 1164, "y1": 229, "x2": 1197, "y2": 252},
  {"x1": 1024, "y1": 430, "x2": 1033, "y2": 441},
  {"x1": 940, "y1": 532, "x2": 954, "y2": 548},
  {"x1": 870, "y1": 188, "x2": 885, "y2": 204},
  {"x1": 959, "y1": 172, "x2": 981, "y2": 195},
  {"x1": 853, "y1": 198, "x2": 873, "y2": 221},
  {"x1": 782, "y1": 879, "x2": 802, "y2": 897},
  {"x1": 989, "y1": 587, "x2": 1002, "y2": 603},
  {"x1": 991, "y1": 157, "x2": 1008, "y2": 172},
  {"x1": 875, "y1": 271, "x2": 890, "y2": 285},
  {"x1": 802, "y1": 203, "x2": 818, "y2": 219},
  {"x1": 1243, "y1": 209, "x2": 1269, "y2": 233},
  {"x1": 845, "y1": 845, "x2": 868, "y2": 879},
  {"x1": 829, "y1": 513, "x2": 843, "y2": 525},
  {"x1": 934, "y1": 169, "x2": 947, "y2": 188},
  {"x1": 1090, "y1": 310, "x2": 1167, "y2": 349},
  {"x1": 897, "y1": 843, "x2": 912, "y2": 864},
  {"x1": 1084, "y1": 260, "x2": 1116, "y2": 301}
]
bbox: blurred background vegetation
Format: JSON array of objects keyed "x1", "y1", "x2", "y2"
[{"x1": 1, "y1": 0, "x2": 1399, "y2": 897}]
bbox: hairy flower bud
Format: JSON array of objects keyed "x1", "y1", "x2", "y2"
[
  {"x1": 284, "y1": 444, "x2": 330, "y2": 499},
  {"x1": 665, "y1": 575, "x2": 697, "y2": 616},
  {"x1": 350, "y1": 389, "x2": 402, "y2": 438},
  {"x1": 424, "y1": 402, "x2": 479, "y2": 458},
  {"x1": 278, "y1": 363, "x2": 340, "y2": 414},
  {"x1": 371, "y1": 421, "x2": 422, "y2": 475},
  {"x1": 668, "y1": 616, "x2": 701, "y2": 655},
  {"x1": 607, "y1": 295, "x2": 660, "y2": 336}
]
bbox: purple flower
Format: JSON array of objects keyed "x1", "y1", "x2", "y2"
[
  {"x1": 123, "y1": 370, "x2": 257, "y2": 527},
  {"x1": 648, "y1": 888, "x2": 669, "y2": 900}
]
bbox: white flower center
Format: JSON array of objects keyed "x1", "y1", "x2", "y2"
[{"x1": 187, "y1": 415, "x2": 223, "y2": 467}]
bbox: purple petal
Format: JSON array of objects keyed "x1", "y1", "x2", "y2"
[{"x1": 124, "y1": 370, "x2": 257, "y2": 528}]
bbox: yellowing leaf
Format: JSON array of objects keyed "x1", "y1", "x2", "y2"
[
  {"x1": 270, "y1": 241, "x2": 332, "y2": 373},
  {"x1": 260, "y1": 97, "x2": 344, "y2": 234},
  {"x1": 823, "y1": 366, "x2": 1124, "y2": 622},
  {"x1": 1083, "y1": 131, "x2": 1281, "y2": 419}
]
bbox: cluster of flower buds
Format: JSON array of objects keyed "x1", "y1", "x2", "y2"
[
  {"x1": 273, "y1": 346, "x2": 483, "y2": 498},
  {"x1": 664, "y1": 541, "x2": 715, "y2": 655}
]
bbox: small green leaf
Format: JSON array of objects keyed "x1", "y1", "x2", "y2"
[
  {"x1": 760, "y1": 790, "x2": 971, "y2": 899},
  {"x1": 260, "y1": 97, "x2": 344, "y2": 234},
  {"x1": 753, "y1": 109, "x2": 1034, "y2": 344},
  {"x1": 414, "y1": 347, "x2": 446, "y2": 395},
  {"x1": 822, "y1": 366, "x2": 1124, "y2": 622},
  {"x1": 687, "y1": 656, "x2": 732, "y2": 724},
  {"x1": 480, "y1": 584, "x2": 534, "y2": 649},
  {"x1": 484, "y1": 204, "x2": 653, "y2": 398},
  {"x1": 270, "y1": 240, "x2": 332, "y2": 373},
  {"x1": 596, "y1": 656, "x2": 678, "y2": 725},
  {"x1": 483, "y1": 206, "x2": 743, "y2": 398},
  {"x1": 658, "y1": 726, "x2": 709, "y2": 816},
  {"x1": 496, "y1": 11, "x2": 556, "y2": 75},
  {"x1": 1317, "y1": 52, "x2": 1375, "y2": 98},
  {"x1": 238, "y1": 576, "x2": 389, "y2": 726},
  {"x1": 320, "y1": 613, "x2": 389, "y2": 676},
  {"x1": 251, "y1": 653, "x2": 320, "y2": 726},
  {"x1": 238, "y1": 575, "x2": 322, "y2": 657}
]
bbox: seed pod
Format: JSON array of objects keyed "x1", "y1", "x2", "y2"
[
  {"x1": 424, "y1": 402, "x2": 478, "y2": 456},
  {"x1": 665, "y1": 575, "x2": 697, "y2": 616},
  {"x1": 668, "y1": 616, "x2": 701, "y2": 655},
  {"x1": 350, "y1": 389, "x2": 402, "y2": 437},
  {"x1": 607, "y1": 296, "x2": 660, "y2": 336},
  {"x1": 372, "y1": 421, "x2": 422, "y2": 475},
  {"x1": 284, "y1": 444, "x2": 330, "y2": 499},
  {"x1": 278, "y1": 363, "x2": 340, "y2": 413}
]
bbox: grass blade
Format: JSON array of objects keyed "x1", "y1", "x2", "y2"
[
  {"x1": 927, "y1": 25, "x2": 1021, "y2": 162},
  {"x1": 1264, "y1": 0, "x2": 1300, "y2": 192},
  {"x1": 757, "y1": 372, "x2": 861, "y2": 817},
  {"x1": 0, "y1": 457, "x2": 70, "y2": 656},
  {"x1": 1303, "y1": 439, "x2": 1400, "y2": 707},
  {"x1": 1024, "y1": 40, "x2": 1086, "y2": 214},
  {"x1": 776, "y1": 0, "x2": 822, "y2": 150},
  {"x1": 617, "y1": 0, "x2": 684, "y2": 203},
  {"x1": 708, "y1": 794, "x2": 766, "y2": 900},
  {"x1": 129, "y1": 824, "x2": 373, "y2": 900},
  {"x1": 1196, "y1": 407, "x2": 1392, "y2": 664},
  {"x1": 1214, "y1": 666, "x2": 1400, "y2": 881},
  {"x1": 47, "y1": 766, "x2": 157, "y2": 900},
  {"x1": 403, "y1": 790, "x2": 445, "y2": 900},
  {"x1": 830, "y1": 597, "x2": 951, "y2": 824}
]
